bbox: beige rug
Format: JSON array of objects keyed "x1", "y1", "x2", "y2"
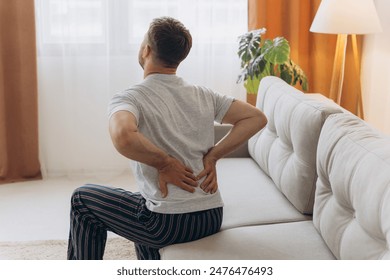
[{"x1": 0, "y1": 238, "x2": 137, "y2": 260}]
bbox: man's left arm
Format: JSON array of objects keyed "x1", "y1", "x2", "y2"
[{"x1": 197, "y1": 100, "x2": 267, "y2": 193}]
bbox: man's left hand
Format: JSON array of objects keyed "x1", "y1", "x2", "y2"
[{"x1": 197, "y1": 154, "x2": 218, "y2": 194}]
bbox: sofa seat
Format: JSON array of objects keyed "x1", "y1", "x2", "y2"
[
  {"x1": 160, "y1": 221, "x2": 335, "y2": 260},
  {"x1": 217, "y1": 158, "x2": 310, "y2": 230}
]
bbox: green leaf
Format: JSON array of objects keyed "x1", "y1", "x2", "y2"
[
  {"x1": 289, "y1": 60, "x2": 309, "y2": 91},
  {"x1": 262, "y1": 37, "x2": 290, "y2": 65},
  {"x1": 280, "y1": 67, "x2": 293, "y2": 85},
  {"x1": 237, "y1": 28, "x2": 265, "y2": 63},
  {"x1": 301, "y1": 76, "x2": 308, "y2": 91},
  {"x1": 250, "y1": 54, "x2": 267, "y2": 77}
]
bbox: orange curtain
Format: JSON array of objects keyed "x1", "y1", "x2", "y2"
[
  {"x1": 248, "y1": 0, "x2": 361, "y2": 114},
  {"x1": 0, "y1": 0, "x2": 41, "y2": 184}
]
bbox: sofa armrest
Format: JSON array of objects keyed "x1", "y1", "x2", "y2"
[{"x1": 214, "y1": 124, "x2": 250, "y2": 158}]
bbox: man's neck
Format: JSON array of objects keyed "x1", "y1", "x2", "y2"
[{"x1": 143, "y1": 62, "x2": 177, "y2": 78}]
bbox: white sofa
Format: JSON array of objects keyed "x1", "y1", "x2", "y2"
[{"x1": 160, "y1": 76, "x2": 390, "y2": 260}]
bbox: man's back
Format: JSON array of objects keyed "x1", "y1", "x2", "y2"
[{"x1": 108, "y1": 73, "x2": 234, "y2": 214}]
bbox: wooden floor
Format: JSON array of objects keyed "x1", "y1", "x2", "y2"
[{"x1": 0, "y1": 172, "x2": 136, "y2": 242}]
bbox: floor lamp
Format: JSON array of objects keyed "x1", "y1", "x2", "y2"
[{"x1": 310, "y1": 0, "x2": 382, "y2": 119}]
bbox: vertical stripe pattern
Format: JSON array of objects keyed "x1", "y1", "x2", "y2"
[{"x1": 67, "y1": 184, "x2": 223, "y2": 260}]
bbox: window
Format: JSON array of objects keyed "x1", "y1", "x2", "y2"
[
  {"x1": 36, "y1": 0, "x2": 248, "y2": 55},
  {"x1": 35, "y1": 0, "x2": 248, "y2": 175},
  {"x1": 39, "y1": 0, "x2": 107, "y2": 44}
]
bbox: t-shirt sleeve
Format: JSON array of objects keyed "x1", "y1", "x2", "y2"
[
  {"x1": 213, "y1": 91, "x2": 235, "y2": 124},
  {"x1": 107, "y1": 90, "x2": 140, "y2": 123}
]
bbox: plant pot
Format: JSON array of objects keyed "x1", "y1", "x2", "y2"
[{"x1": 246, "y1": 93, "x2": 257, "y2": 106}]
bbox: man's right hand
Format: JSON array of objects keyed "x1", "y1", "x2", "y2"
[{"x1": 158, "y1": 156, "x2": 198, "y2": 198}]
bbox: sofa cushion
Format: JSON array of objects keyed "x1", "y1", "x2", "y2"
[
  {"x1": 160, "y1": 221, "x2": 335, "y2": 260},
  {"x1": 249, "y1": 77, "x2": 342, "y2": 214},
  {"x1": 217, "y1": 158, "x2": 309, "y2": 230},
  {"x1": 314, "y1": 114, "x2": 390, "y2": 260}
]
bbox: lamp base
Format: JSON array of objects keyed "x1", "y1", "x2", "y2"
[
  {"x1": 330, "y1": 34, "x2": 347, "y2": 104},
  {"x1": 330, "y1": 34, "x2": 364, "y2": 119}
]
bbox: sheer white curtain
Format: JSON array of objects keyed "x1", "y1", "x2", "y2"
[{"x1": 35, "y1": 0, "x2": 247, "y2": 178}]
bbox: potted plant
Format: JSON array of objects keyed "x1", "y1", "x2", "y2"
[{"x1": 237, "y1": 28, "x2": 308, "y2": 105}]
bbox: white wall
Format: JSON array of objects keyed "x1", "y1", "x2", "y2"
[{"x1": 361, "y1": 0, "x2": 390, "y2": 135}]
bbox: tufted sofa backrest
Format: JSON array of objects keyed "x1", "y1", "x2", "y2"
[
  {"x1": 314, "y1": 114, "x2": 390, "y2": 259},
  {"x1": 248, "y1": 77, "x2": 342, "y2": 214}
]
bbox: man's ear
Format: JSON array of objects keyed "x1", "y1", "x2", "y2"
[{"x1": 143, "y1": 44, "x2": 151, "y2": 58}]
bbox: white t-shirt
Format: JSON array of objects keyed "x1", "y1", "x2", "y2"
[{"x1": 108, "y1": 74, "x2": 234, "y2": 214}]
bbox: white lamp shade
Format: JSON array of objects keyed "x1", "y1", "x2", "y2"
[{"x1": 310, "y1": 0, "x2": 382, "y2": 34}]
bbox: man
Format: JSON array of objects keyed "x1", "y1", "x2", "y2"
[{"x1": 67, "y1": 17, "x2": 267, "y2": 260}]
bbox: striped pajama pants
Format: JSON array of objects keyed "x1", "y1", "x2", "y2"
[{"x1": 67, "y1": 184, "x2": 223, "y2": 260}]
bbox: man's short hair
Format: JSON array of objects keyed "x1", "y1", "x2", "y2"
[{"x1": 147, "y1": 17, "x2": 192, "y2": 68}]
